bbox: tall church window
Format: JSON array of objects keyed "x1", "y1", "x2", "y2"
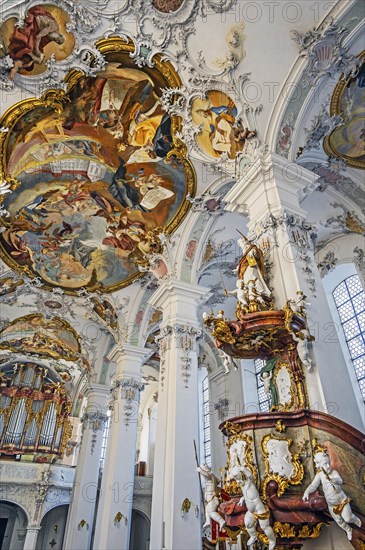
[
  {"x1": 100, "y1": 413, "x2": 111, "y2": 471},
  {"x1": 333, "y1": 274, "x2": 365, "y2": 400},
  {"x1": 254, "y1": 358, "x2": 270, "y2": 412},
  {"x1": 202, "y1": 376, "x2": 211, "y2": 467}
]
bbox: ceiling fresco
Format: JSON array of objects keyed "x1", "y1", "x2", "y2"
[
  {"x1": 0, "y1": 313, "x2": 81, "y2": 360},
  {"x1": 0, "y1": 39, "x2": 195, "y2": 293},
  {"x1": 191, "y1": 90, "x2": 254, "y2": 160},
  {"x1": 324, "y1": 52, "x2": 365, "y2": 169},
  {"x1": 0, "y1": 4, "x2": 75, "y2": 79}
]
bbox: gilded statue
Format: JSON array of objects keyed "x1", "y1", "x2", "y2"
[{"x1": 229, "y1": 234, "x2": 272, "y2": 314}]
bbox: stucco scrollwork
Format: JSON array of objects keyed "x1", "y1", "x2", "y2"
[{"x1": 291, "y1": 17, "x2": 361, "y2": 85}]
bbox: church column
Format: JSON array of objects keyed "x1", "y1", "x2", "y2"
[
  {"x1": 63, "y1": 383, "x2": 109, "y2": 550},
  {"x1": 149, "y1": 280, "x2": 210, "y2": 550},
  {"x1": 225, "y1": 152, "x2": 364, "y2": 430},
  {"x1": 23, "y1": 526, "x2": 42, "y2": 550},
  {"x1": 92, "y1": 345, "x2": 150, "y2": 550}
]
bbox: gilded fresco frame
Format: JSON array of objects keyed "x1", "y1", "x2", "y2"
[
  {"x1": 0, "y1": 37, "x2": 196, "y2": 294},
  {"x1": 323, "y1": 50, "x2": 365, "y2": 169}
]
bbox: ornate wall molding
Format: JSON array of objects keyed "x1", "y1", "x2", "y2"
[
  {"x1": 155, "y1": 323, "x2": 202, "y2": 388},
  {"x1": 353, "y1": 247, "x2": 365, "y2": 279},
  {"x1": 317, "y1": 251, "x2": 339, "y2": 277},
  {"x1": 112, "y1": 378, "x2": 144, "y2": 426},
  {"x1": 301, "y1": 102, "x2": 343, "y2": 153},
  {"x1": 323, "y1": 203, "x2": 365, "y2": 235},
  {"x1": 291, "y1": 17, "x2": 361, "y2": 85},
  {"x1": 81, "y1": 411, "x2": 109, "y2": 454}
]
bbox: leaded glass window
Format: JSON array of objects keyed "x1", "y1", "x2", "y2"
[
  {"x1": 202, "y1": 376, "x2": 211, "y2": 467},
  {"x1": 333, "y1": 274, "x2": 365, "y2": 400},
  {"x1": 254, "y1": 358, "x2": 270, "y2": 412}
]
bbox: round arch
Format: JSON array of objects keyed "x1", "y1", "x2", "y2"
[
  {"x1": 0, "y1": 500, "x2": 28, "y2": 550},
  {"x1": 37, "y1": 504, "x2": 69, "y2": 550},
  {"x1": 129, "y1": 508, "x2": 150, "y2": 550}
]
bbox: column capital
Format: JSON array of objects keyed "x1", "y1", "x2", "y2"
[
  {"x1": 84, "y1": 382, "x2": 110, "y2": 398},
  {"x1": 148, "y1": 279, "x2": 211, "y2": 325},
  {"x1": 26, "y1": 526, "x2": 42, "y2": 532},
  {"x1": 225, "y1": 152, "x2": 318, "y2": 224},
  {"x1": 107, "y1": 343, "x2": 152, "y2": 364},
  {"x1": 107, "y1": 344, "x2": 152, "y2": 380}
]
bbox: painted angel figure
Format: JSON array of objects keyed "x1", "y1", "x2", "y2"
[
  {"x1": 303, "y1": 450, "x2": 362, "y2": 540},
  {"x1": 196, "y1": 464, "x2": 226, "y2": 531},
  {"x1": 229, "y1": 464, "x2": 276, "y2": 549},
  {"x1": 292, "y1": 329, "x2": 314, "y2": 371}
]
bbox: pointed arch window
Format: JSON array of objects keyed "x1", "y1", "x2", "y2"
[{"x1": 333, "y1": 274, "x2": 365, "y2": 400}]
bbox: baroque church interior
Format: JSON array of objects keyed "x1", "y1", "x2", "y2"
[{"x1": 0, "y1": 0, "x2": 364, "y2": 549}]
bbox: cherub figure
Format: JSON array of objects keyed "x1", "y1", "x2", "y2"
[
  {"x1": 229, "y1": 464, "x2": 276, "y2": 549},
  {"x1": 227, "y1": 279, "x2": 248, "y2": 308},
  {"x1": 246, "y1": 279, "x2": 266, "y2": 307},
  {"x1": 292, "y1": 329, "x2": 314, "y2": 371},
  {"x1": 219, "y1": 350, "x2": 238, "y2": 374},
  {"x1": 303, "y1": 449, "x2": 361, "y2": 540},
  {"x1": 197, "y1": 464, "x2": 226, "y2": 532},
  {"x1": 260, "y1": 370, "x2": 273, "y2": 397}
]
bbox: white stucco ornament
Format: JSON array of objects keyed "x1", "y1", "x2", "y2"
[
  {"x1": 229, "y1": 464, "x2": 276, "y2": 549},
  {"x1": 197, "y1": 464, "x2": 226, "y2": 531}
]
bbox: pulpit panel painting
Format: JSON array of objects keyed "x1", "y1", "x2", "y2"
[{"x1": 0, "y1": 40, "x2": 194, "y2": 292}]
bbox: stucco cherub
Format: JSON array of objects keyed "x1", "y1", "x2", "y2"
[
  {"x1": 292, "y1": 329, "x2": 314, "y2": 371},
  {"x1": 303, "y1": 447, "x2": 362, "y2": 540},
  {"x1": 197, "y1": 463, "x2": 226, "y2": 532},
  {"x1": 228, "y1": 463, "x2": 276, "y2": 549},
  {"x1": 219, "y1": 350, "x2": 238, "y2": 374},
  {"x1": 227, "y1": 279, "x2": 248, "y2": 308}
]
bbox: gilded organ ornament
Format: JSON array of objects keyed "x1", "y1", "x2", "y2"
[{"x1": 0, "y1": 362, "x2": 71, "y2": 460}]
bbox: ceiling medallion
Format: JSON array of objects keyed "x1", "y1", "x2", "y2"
[
  {"x1": 152, "y1": 0, "x2": 185, "y2": 13},
  {"x1": 44, "y1": 299, "x2": 63, "y2": 309},
  {"x1": 0, "y1": 38, "x2": 195, "y2": 293}
]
